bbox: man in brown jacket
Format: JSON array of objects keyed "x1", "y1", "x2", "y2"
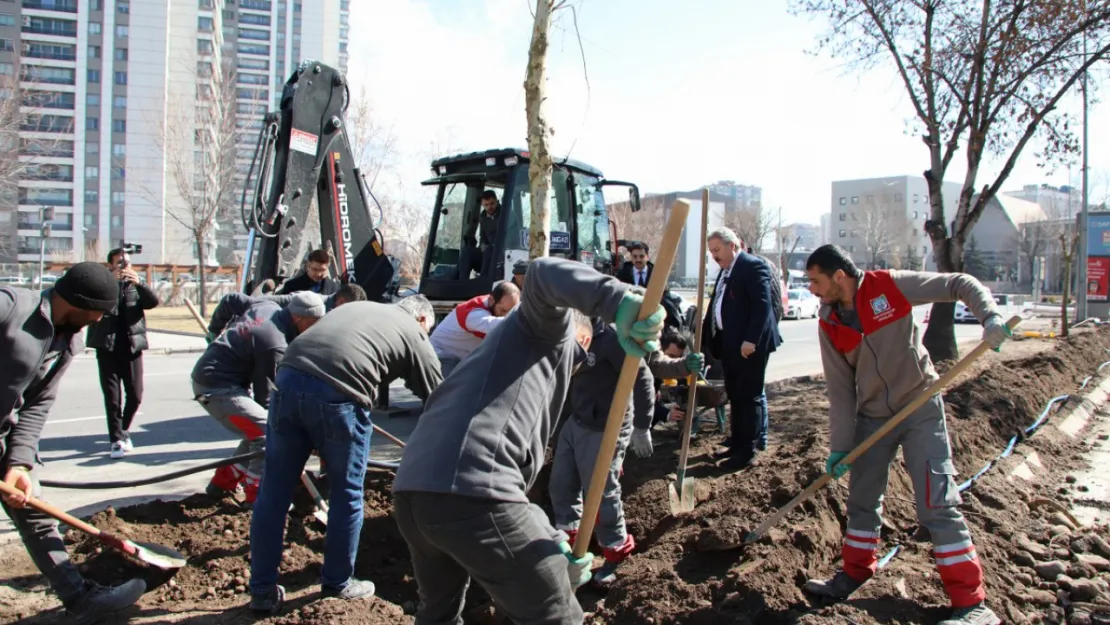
[{"x1": 802, "y1": 245, "x2": 1009, "y2": 625}]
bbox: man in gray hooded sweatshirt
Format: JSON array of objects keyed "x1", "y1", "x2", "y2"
[{"x1": 392, "y1": 257, "x2": 666, "y2": 625}]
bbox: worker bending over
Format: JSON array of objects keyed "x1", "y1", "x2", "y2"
[
  {"x1": 549, "y1": 318, "x2": 701, "y2": 587},
  {"x1": 205, "y1": 284, "x2": 365, "y2": 342},
  {"x1": 392, "y1": 257, "x2": 665, "y2": 625},
  {"x1": 804, "y1": 245, "x2": 1009, "y2": 625},
  {"x1": 191, "y1": 292, "x2": 326, "y2": 505},
  {"x1": 429, "y1": 281, "x2": 520, "y2": 376},
  {"x1": 0, "y1": 264, "x2": 147, "y2": 622},
  {"x1": 249, "y1": 296, "x2": 442, "y2": 613}
]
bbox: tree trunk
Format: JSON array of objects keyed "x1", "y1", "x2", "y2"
[
  {"x1": 1060, "y1": 234, "x2": 1078, "y2": 337},
  {"x1": 196, "y1": 235, "x2": 208, "y2": 319},
  {"x1": 524, "y1": 0, "x2": 553, "y2": 260},
  {"x1": 922, "y1": 235, "x2": 960, "y2": 364}
]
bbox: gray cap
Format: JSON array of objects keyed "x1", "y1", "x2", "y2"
[
  {"x1": 287, "y1": 291, "x2": 326, "y2": 318},
  {"x1": 513, "y1": 260, "x2": 530, "y2": 276}
]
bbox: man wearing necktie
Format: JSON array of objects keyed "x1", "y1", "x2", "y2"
[
  {"x1": 617, "y1": 242, "x2": 654, "y2": 288},
  {"x1": 700, "y1": 227, "x2": 782, "y2": 470}
]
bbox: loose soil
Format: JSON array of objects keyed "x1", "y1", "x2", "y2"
[{"x1": 3, "y1": 330, "x2": 1110, "y2": 624}]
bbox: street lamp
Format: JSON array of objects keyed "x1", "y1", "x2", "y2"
[{"x1": 38, "y1": 205, "x2": 52, "y2": 288}]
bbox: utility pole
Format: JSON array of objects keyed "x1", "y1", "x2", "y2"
[
  {"x1": 38, "y1": 204, "x2": 52, "y2": 288},
  {"x1": 1078, "y1": 1, "x2": 1091, "y2": 321}
]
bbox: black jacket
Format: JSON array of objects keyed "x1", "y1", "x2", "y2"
[
  {"x1": 85, "y1": 280, "x2": 160, "y2": 354},
  {"x1": 277, "y1": 273, "x2": 340, "y2": 296},
  {"x1": 701, "y1": 251, "x2": 782, "y2": 364},
  {"x1": 617, "y1": 260, "x2": 654, "y2": 287}
]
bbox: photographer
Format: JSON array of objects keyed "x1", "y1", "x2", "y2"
[{"x1": 85, "y1": 246, "x2": 159, "y2": 459}]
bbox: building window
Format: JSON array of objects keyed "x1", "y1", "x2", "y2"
[
  {"x1": 238, "y1": 72, "x2": 268, "y2": 85},
  {"x1": 237, "y1": 43, "x2": 269, "y2": 56},
  {"x1": 199, "y1": 0, "x2": 214, "y2": 8},
  {"x1": 113, "y1": 71, "x2": 127, "y2": 85},
  {"x1": 838, "y1": 197, "x2": 847, "y2": 206},
  {"x1": 849, "y1": 246, "x2": 857, "y2": 253},
  {"x1": 839, "y1": 213, "x2": 847, "y2": 221},
  {"x1": 112, "y1": 166, "x2": 124, "y2": 180},
  {"x1": 115, "y1": 25, "x2": 128, "y2": 37},
  {"x1": 87, "y1": 69, "x2": 100, "y2": 83},
  {"x1": 113, "y1": 96, "x2": 126, "y2": 108},
  {"x1": 0, "y1": 14, "x2": 15, "y2": 27},
  {"x1": 114, "y1": 47, "x2": 128, "y2": 61},
  {"x1": 912, "y1": 211, "x2": 918, "y2": 219},
  {"x1": 89, "y1": 22, "x2": 101, "y2": 35},
  {"x1": 111, "y1": 191, "x2": 124, "y2": 206},
  {"x1": 238, "y1": 28, "x2": 270, "y2": 41},
  {"x1": 0, "y1": 39, "x2": 13, "y2": 52},
  {"x1": 111, "y1": 214, "x2": 121, "y2": 226},
  {"x1": 87, "y1": 93, "x2": 99, "y2": 106},
  {"x1": 838, "y1": 230, "x2": 847, "y2": 238},
  {"x1": 198, "y1": 16, "x2": 213, "y2": 32},
  {"x1": 117, "y1": 1, "x2": 129, "y2": 13},
  {"x1": 197, "y1": 39, "x2": 213, "y2": 54},
  {"x1": 112, "y1": 119, "x2": 126, "y2": 133},
  {"x1": 90, "y1": 0, "x2": 101, "y2": 9},
  {"x1": 85, "y1": 190, "x2": 98, "y2": 204},
  {"x1": 913, "y1": 194, "x2": 919, "y2": 203},
  {"x1": 84, "y1": 213, "x2": 95, "y2": 227},
  {"x1": 112, "y1": 143, "x2": 125, "y2": 157},
  {"x1": 238, "y1": 57, "x2": 269, "y2": 71},
  {"x1": 88, "y1": 45, "x2": 100, "y2": 59},
  {"x1": 86, "y1": 117, "x2": 99, "y2": 131},
  {"x1": 85, "y1": 166, "x2": 98, "y2": 178},
  {"x1": 850, "y1": 230, "x2": 859, "y2": 238},
  {"x1": 850, "y1": 196, "x2": 859, "y2": 205},
  {"x1": 239, "y1": 12, "x2": 269, "y2": 25},
  {"x1": 86, "y1": 142, "x2": 99, "y2": 154}
]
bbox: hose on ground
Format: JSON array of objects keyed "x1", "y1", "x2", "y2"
[{"x1": 39, "y1": 451, "x2": 400, "y2": 489}]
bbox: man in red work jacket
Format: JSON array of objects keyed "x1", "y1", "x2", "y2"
[
  {"x1": 429, "y1": 281, "x2": 521, "y2": 376},
  {"x1": 803, "y1": 245, "x2": 1009, "y2": 625}
]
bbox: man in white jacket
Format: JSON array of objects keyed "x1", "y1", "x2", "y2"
[{"x1": 430, "y1": 281, "x2": 520, "y2": 376}]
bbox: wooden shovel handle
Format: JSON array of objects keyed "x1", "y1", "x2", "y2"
[
  {"x1": 373, "y1": 424, "x2": 406, "y2": 449},
  {"x1": 675, "y1": 190, "x2": 712, "y2": 484},
  {"x1": 745, "y1": 315, "x2": 1022, "y2": 543},
  {"x1": 0, "y1": 478, "x2": 104, "y2": 537},
  {"x1": 573, "y1": 199, "x2": 691, "y2": 559},
  {"x1": 183, "y1": 298, "x2": 208, "y2": 334}
]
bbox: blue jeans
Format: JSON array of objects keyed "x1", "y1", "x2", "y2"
[{"x1": 249, "y1": 367, "x2": 374, "y2": 594}]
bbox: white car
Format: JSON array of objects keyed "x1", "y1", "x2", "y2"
[{"x1": 785, "y1": 288, "x2": 820, "y2": 320}]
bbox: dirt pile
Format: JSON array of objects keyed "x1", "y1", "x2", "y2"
[{"x1": 3, "y1": 329, "x2": 1110, "y2": 624}]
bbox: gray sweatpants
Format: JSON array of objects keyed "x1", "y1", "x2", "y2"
[
  {"x1": 393, "y1": 491, "x2": 581, "y2": 625},
  {"x1": 192, "y1": 380, "x2": 268, "y2": 487},
  {"x1": 548, "y1": 417, "x2": 631, "y2": 549},
  {"x1": 0, "y1": 463, "x2": 88, "y2": 605}
]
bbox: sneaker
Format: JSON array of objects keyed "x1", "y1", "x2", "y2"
[
  {"x1": 109, "y1": 442, "x2": 125, "y2": 460},
  {"x1": 120, "y1": 435, "x2": 134, "y2": 452},
  {"x1": 205, "y1": 482, "x2": 236, "y2": 499},
  {"x1": 322, "y1": 579, "x2": 376, "y2": 600},
  {"x1": 803, "y1": 570, "x2": 864, "y2": 603},
  {"x1": 66, "y1": 579, "x2": 146, "y2": 625},
  {"x1": 250, "y1": 584, "x2": 285, "y2": 614},
  {"x1": 938, "y1": 603, "x2": 1001, "y2": 625},
  {"x1": 591, "y1": 561, "x2": 621, "y2": 587}
]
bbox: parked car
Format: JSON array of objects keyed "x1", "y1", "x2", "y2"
[
  {"x1": 924, "y1": 302, "x2": 976, "y2": 323},
  {"x1": 785, "y1": 288, "x2": 820, "y2": 320}
]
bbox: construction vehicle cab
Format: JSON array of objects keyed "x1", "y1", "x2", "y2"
[{"x1": 418, "y1": 148, "x2": 641, "y2": 315}]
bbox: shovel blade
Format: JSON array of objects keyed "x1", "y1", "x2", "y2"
[
  {"x1": 130, "y1": 540, "x2": 188, "y2": 570},
  {"x1": 667, "y1": 478, "x2": 698, "y2": 515},
  {"x1": 313, "y1": 510, "x2": 329, "y2": 525}
]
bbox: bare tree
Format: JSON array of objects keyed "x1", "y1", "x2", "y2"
[
  {"x1": 524, "y1": 0, "x2": 566, "y2": 260},
  {"x1": 860, "y1": 197, "x2": 911, "y2": 269},
  {"x1": 345, "y1": 83, "x2": 399, "y2": 192},
  {"x1": 794, "y1": 0, "x2": 1110, "y2": 361},
  {"x1": 152, "y1": 61, "x2": 240, "y2": 317},
  {"x1": 723, "y1": 202, "x2": 774, "y2": 252},
  {"x1": 1012, "y1": 220, "x2": 1060, "y2": 286},
  {"x1": 1059, "y1": 229, "x2": 1080, "y2": 336},
  {"x1": 608, "y1": 194, "x2": 669, "y2": 261}
]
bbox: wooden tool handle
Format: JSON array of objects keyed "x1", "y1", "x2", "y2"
[
  {"x1": 373, "y1": 424, "x2": 407, "y2": 449},
  {"x1": 745, "y1": 315, "x2": 1022, "y2": 543},
  {"x1": 0, "y1": 479, "x2": 103, "y2": 537},
  {"x1": 183, "y1": 298, "x2": 208, "y2": 333},
  {"x1": 573, "y1": 199, "x2": 691, "y2": 559},
  {"x1": 676, "y1": 190, "x2": 711, "y2": 482}
]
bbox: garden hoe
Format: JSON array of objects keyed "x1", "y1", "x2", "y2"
[
  {"x1": 573, "y1": 199, "x2": 689, "y2": 567},
  {"x1": 0, "y1": 481, "x2": 187, "y2": 571},
  {"x1": 733, "y1": 315, "x2": 1023, "y2": 549},
  {"x1": 300, "y1": 471, "x2": 330, "y2": 526},
  {"x1": 668, "y1": 188, "x2": 710, "y2": 515}
]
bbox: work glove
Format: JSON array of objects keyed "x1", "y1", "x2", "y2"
[
  {"x1": 558, "y1": 541, "x2": 593, "y2": 590},
  {"x1": 205, "y1": 331, "x2": 216, "y2": 345},
  {"x1": 684, "y1": 352, "x2": 704, "y2": 374},
  {"x1": 614, "y1": 291, "x2": 665, "y2": 359},
  {"x1": 826, "y1": 452, "x2": 851, "y2": 479},
  {"x1": 982, "y1": 314, "x2": 1011, "y2": 351},
  {"x1": 630, "y1": 428, "x2": 654, "y2": 458}
]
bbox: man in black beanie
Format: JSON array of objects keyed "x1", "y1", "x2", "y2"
[{"x1": 1, "y1": 261, "x2": 147, "y2": 622}]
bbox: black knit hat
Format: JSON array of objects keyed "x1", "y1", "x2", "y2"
[{"x1": 54, "y1": 262, "x2": 119, "y2": 312}]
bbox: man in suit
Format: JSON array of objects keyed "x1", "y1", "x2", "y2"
[
  {"x1": 277, "y1": 249, "x2": 341, "y2": 296},
  {"x1": 700, "y1": 227, "x2": 781, "y2": 470},
  {"x1": 617, "y1": 241, "x2": 653, "y2": 287}
]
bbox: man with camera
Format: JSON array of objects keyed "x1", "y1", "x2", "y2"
[{"x1": 85, "y1": 245, "x2": 160, "y2": 459}]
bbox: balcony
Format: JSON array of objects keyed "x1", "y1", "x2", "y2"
[
  {"x1": 22, "y1": 25, "x2": 78, "y2": 38},
  {"x1": 18, "y1": 221, "x2": 73, "y2": 231},
  {"x1": 22, "y1": 1, "x2": 78, "y2": 13},
  {"x1": 24, "y1": 48, "x2": 76, "y2": 61},
  {"x1": 20, "y1": 121, "x2": 72, "y2": 133}
]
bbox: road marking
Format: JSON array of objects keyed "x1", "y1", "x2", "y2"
[{"x1": 47, "y1": 412, "x2": 144, "y2": 426}]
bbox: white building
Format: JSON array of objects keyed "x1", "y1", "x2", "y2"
[{"x1": 2, "y1": 0, "x2": 349, "y2": 266}]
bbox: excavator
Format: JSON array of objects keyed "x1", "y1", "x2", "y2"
[{"x1": 238, "y1": 60, "x2": 646, "y2": 314}]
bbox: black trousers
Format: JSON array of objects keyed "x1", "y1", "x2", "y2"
[
  {"x1": 722, "y1": 350, "x2": 770, "y2": 460},
  {"x1": 96, "y1": 350, "x2": 144, "y2": 443}
]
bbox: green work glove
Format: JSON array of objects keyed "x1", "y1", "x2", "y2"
[
  {"x1": 614, "y1": 291, "x2": 665, "y2": 359},
  {"x1": 558, "y1": 541, "x2": 593, "y2": 590},
  {"x1": 826, "y1": 452, "x2": 851, "y2": 479},
  {"x1": 205, "y1": 331, "x2": 216, "y2": 345},
  {"x1": 684, "y1": 352, "x2": 704, "y2": 373},
  {"x1": 982, "y1": 313, "x2": 1011, "y2": 352}
]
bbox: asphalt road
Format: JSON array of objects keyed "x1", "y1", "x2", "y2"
[{"x1": 0, "y1": 311, "x2": 987, "y2": 541}]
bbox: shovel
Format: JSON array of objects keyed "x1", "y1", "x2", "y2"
[
  {"x1": 737, "y1": 315, "x2": 1023, "y2": 547},
  {"x1": 573, "y1": 199, "x2": 690, "y2": 564},
  {"x1": 183, "y1": 298, "x2": 208, "y2": 334},
  {"x1": 669, "y1": 188, "x2": 710, "y2": 515},
  {"x1": 300, "y1": 471, "x2": 329, "y2": 525},
  {"x1": 0, "y1": 481, "x2": 187, "y2": 570}
]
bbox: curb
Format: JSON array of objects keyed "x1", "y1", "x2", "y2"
[{"x1": 1008, "y1": 374, "x2": 1110, "y2": 484}]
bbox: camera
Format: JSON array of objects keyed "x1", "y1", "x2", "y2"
[{"x1": 121, "y1": 242, "x2": 143, "y2": 255}]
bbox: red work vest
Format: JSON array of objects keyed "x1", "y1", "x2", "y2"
[{"x1": 455, "y1": 295, "x2": 492, "y2": 338}]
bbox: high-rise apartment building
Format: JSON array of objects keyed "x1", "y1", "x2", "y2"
[{"x1": 0, "y1": 0, "x2": 348, "y2": 266}]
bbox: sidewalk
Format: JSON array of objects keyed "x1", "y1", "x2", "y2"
[{"x1": 77, "y1": 329, "x2": 208, "y2": 357}]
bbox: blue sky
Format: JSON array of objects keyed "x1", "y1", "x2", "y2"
[{"x1": 347, "y1": 0, "x2": 1108, "y2": 225}]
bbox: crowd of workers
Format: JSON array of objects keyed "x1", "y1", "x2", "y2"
[{"x1": 0, "y1": 226, "x2": 1012, "y2": 625}]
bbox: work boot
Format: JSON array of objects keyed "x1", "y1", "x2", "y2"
[
  {"x1": 66, "y1": 579, "x2": 146, "y2": 625},
  {"x1": 250, "y1": 584, "x2": 285, "y2": 614},
  {"x1": 938, "y1": 603, "x2": 1001, "y2": 625},
  {"x1": 322, "y1": 579, "x2": 376, "y2": 600},
  {"x1": 803, "y1": 570, "x2": 864, "y2": 604}
]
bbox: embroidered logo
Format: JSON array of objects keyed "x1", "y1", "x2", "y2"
[{"x1": 870, "y1": 294, "x2": 891, "y2": 316}]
